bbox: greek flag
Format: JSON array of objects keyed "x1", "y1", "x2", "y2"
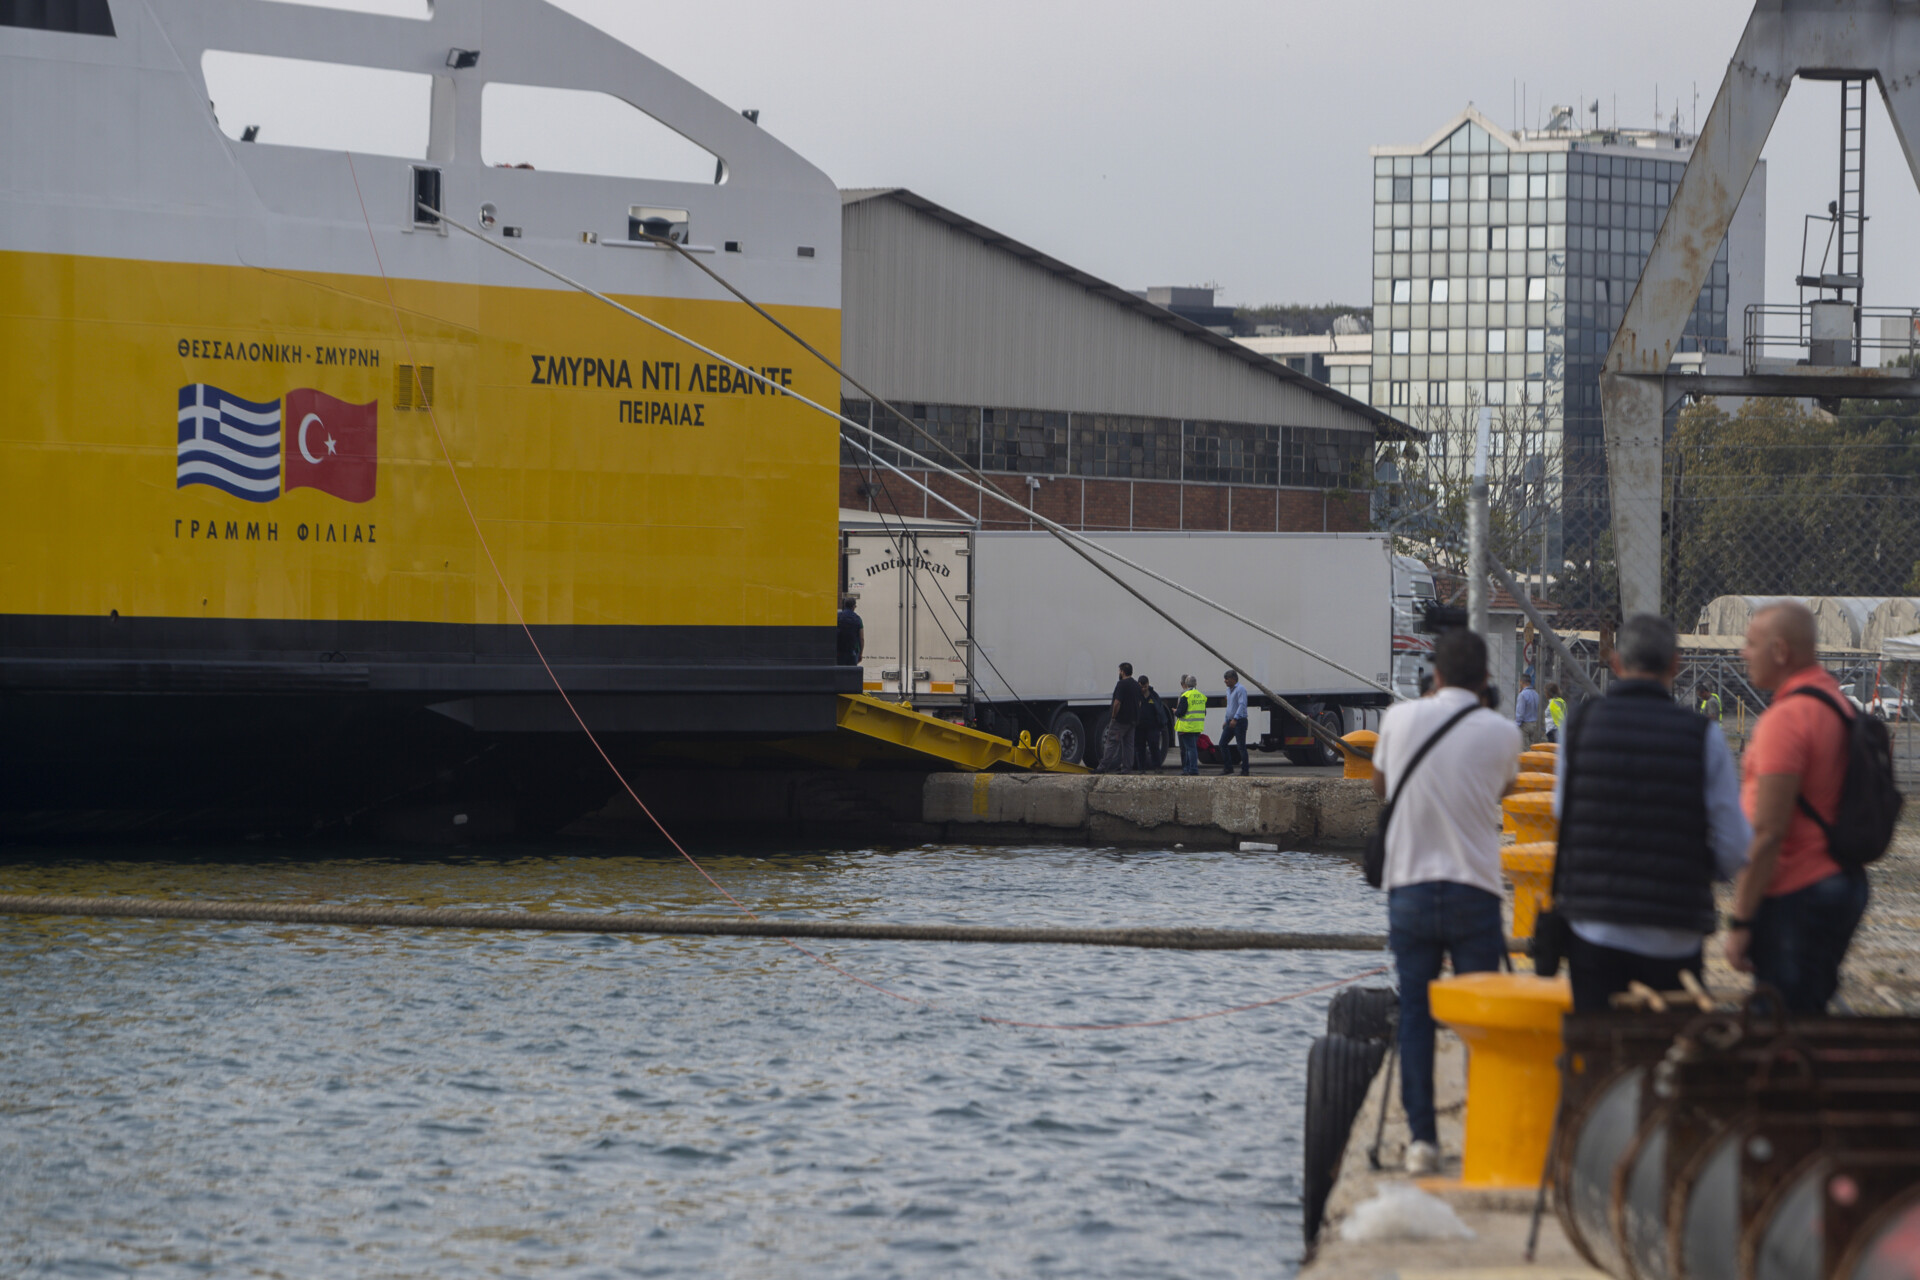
[{"x1": 176, "y1": 384, "x2": 281, "y2": 501}]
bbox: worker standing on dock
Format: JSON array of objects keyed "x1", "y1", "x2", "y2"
[
  {"x1": 1550, "y1": 614, "x2": 1750, "y2": 1013},
  {"x1": 1514, "y1": 674, "x2": 1543, "y2": 748},
  {"x1": 1370, "y1": 628, "x2": 1518, "y2": 1176},
  {"x1": 1176, "y1": 676, "x2": 1207, "y2": 775},
  {"x1": 1219, "y1": 671, "x2": 1250, "y2": 777},
  {"x1": 1135, "y1": 676, "x2": 1169, "y2": 773},
  {"x1": 1544, "y1": 682, "x2": 1567, "y2": 743},
  {"x1": 1724, "y1": 601, "x2": 1872, "y2": 1013},
  {"x1": 1096, "y1": 662, "x2": 1142, "y2": 774},
  {"x1": 837, "y1": 595, "x2": 864, "y2": 667}
]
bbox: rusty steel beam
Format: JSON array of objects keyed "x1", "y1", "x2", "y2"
[{"x1": 1602, "y1": 0, "x2": 1920, "y2": 618}]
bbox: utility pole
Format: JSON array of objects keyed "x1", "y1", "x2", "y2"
[{"x1": 1469, "y1": 406, "x2": 1491, "y2": 639}]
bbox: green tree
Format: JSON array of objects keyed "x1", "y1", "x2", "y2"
[
  {"x1": 1664, "y1": 397, "x2": 1920, "y2": 625},
  {"x1": 1232, "y1": 302, "x2": 1369, "y2": 335},
  {"x1": 1373, "y1": 391, "x2": 1562, "y2": 584}
]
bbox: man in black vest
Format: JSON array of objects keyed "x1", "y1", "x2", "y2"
[{"x1": 1552, "y1": 614, "x2": 1751, "y2": 1012}]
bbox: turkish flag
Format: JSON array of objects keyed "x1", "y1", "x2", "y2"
[{"x1": 283, "y1": 389, "x2": 377, "y2": 503}]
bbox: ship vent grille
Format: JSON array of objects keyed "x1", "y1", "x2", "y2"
[{"x1": 396, "y1": 365, "x2": 435, "y2": 410}]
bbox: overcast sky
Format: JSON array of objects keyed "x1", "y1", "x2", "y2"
[{"x1": 263, "y1": 0, "x2": 1920, "y2": 313}]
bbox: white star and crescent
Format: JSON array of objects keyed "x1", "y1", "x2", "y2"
[{"x1": 297, "y1": 413, "x2": 336, "y2": 464}]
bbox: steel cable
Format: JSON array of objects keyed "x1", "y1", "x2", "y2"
[
  {"x1": 418, "y1": 204, "x2": 1401, "y2": 747},
  {"x1": 0, "y1": 895, "x2": 1388, "y2": 952}
]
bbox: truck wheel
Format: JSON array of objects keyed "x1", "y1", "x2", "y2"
[
  {"x1": 1081, "y1": 709, "x2": 1109, "y2": 765},
  {"x1": 1291, "y1": 712, "x2": 1344, "y2": 767},
  {"x1": 1049, "y1": 709, "x2": 1089, "y2": 765}
]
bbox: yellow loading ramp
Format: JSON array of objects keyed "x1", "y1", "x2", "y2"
[{"x1": 829, "y1": 694, "x2": 1090, "y2": 773}]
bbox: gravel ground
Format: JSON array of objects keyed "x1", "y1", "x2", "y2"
[
  {"x1": 1823, "y1": 816, "x2": 1920, "y2": 1013},
  {"x1": 1684, "y1": 818, "x2": 1920, "y2": 1015}
]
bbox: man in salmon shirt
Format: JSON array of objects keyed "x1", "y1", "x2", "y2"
[{"x1": 1723, "y1": 600, "x2": 1871, "y2": 1012}]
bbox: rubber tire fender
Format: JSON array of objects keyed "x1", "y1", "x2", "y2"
[
  {"x1": 1302, "y1": 1032, "x2": 1389, "y2": 1245},
  {"x1": 1326, "y1": 986, "x2": 1399, "y2": 1043}
]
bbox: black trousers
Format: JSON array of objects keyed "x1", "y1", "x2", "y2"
[{"x1": 1567, "y1": 931, "x2": 1704, "y2": 1014}]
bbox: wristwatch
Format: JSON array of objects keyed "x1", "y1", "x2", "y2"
[{"x1": 1725, "y1": 914, "x2": 1755, "y2": 932}]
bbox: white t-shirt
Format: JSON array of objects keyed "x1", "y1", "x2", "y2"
[{"x1": 1372, "y1": 686, "x2": 1521, "y2": 896}]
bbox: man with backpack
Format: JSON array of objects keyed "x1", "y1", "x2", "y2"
[
  {"x1": 1369, "y1": 628, "x2": 1520, "y2": 1175},
  {"x1": 1726, "y1": 600, "x2": 1896, "y2": 1013}
]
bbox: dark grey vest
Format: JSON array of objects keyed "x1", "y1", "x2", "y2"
[{"x1": 1556, "y1": 680, "x2": 1717, "y2": 934}]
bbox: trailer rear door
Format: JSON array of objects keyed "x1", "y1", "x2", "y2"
[{"x1": 842, "y1": 528, "x2": 972, "y2": 702}]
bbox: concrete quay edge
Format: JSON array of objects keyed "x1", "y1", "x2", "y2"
[{"x1": 923, "y1": 772, "x2": 1380, "y2": 848}]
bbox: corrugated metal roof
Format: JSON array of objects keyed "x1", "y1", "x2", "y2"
[{"x1": 840, "y1": 187, "x2": 1418, "y2": 441}]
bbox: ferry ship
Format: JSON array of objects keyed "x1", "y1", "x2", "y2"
[{"x1": 0, "y1": 0, "x2": 851, "y2": 833}]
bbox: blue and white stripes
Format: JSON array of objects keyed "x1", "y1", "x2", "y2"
[{"x1": 176, "y1": 384, "x2": 281, "y2": 501}]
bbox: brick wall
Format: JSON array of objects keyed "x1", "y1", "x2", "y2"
[
  {"x1": 1230, "y1": 486, "x2": 1277, "y2": 532},
  {"x1": 1182, "y1": 484, "x2": 1226, "y2": 530}
]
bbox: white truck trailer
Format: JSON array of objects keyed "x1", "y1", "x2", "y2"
[{"x1": 842, "y1": 514, "x2": 1418, "y2": 766}]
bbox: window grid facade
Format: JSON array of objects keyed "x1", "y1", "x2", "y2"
[
  {"x1": 1369, "y1": 115, "x2": 1735, "y2": 560},
  {"x1": 982, "y1": 407, "x2": 1068, "y2": 475},
  {"x1": 841, "y1": 400, "x2": 1369, "y2": 492}
]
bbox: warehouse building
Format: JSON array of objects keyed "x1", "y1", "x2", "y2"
[{"x1": 838, "y1": 188, "x2": 1412, "y2": 533}]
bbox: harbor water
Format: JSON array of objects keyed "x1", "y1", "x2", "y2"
[{"x1": 1, "y1": 843, "x2": 1384, "y2": 1279}]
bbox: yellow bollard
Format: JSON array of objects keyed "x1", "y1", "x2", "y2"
[
  {"x1": 1518, "y1": 750, "x2": 1556, "y2": 775},
  {"x1": 1427, "y1": 971, "x2": 1573, "y2": 1188},
  {"x1": 1502, "y1": 842, "x2": 1556, "y2": 940},
  {"x1": 1341, "y1": 730, "x2": 1378, "y2": 781},
  {"x1": 1501, "y1": 772, "x2": 1554, "y2": 835},
  {"x1": 1502, "y1": 791, "x2": 1557, "y2": 844},
  {"x1": 1534, "y1": 742, "x2": 1558, "y2": 755}
]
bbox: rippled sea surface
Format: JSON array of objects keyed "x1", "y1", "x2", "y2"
[{"x1": 0, "y1": 843, "x2": 1385, "y2": 1279}]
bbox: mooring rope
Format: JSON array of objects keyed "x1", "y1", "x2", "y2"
[{"x1": 0, "y1": 896, "x2": 1387, "y2": 952}]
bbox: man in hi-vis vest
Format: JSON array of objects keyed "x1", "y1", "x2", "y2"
[{"x1": 1176, "y1": 675, "x2": 1208, "y2": 775}]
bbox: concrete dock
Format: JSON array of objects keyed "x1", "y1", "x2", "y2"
[
  {"x1": 1300, "y1": 1032, "x2": 1603, "y2": 1280},
  {"x1": 576, "y1": 769, "x2": 1381, "y2": 849}
]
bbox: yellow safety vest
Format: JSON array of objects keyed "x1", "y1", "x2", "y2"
[
  {"x1": 1547, "y1": 697, "x2": 1567, "y2": 731},
  {"x1": 1177, "y1": 687, "x2": 1208, "y2": 733}
]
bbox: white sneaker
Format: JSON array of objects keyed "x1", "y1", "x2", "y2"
[{"x1": 1404, "y1": 1140, "x2": 1441, "y2": 1176}]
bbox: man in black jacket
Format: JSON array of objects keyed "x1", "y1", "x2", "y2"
[
  {"x1": 1552, "y1": 614, "x2": 1752, "y2": 1012},
  {"x1": 1135, "y1": 675, "x2": 1169, "y2": 772}
]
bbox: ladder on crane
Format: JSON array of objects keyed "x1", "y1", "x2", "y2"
[{"x1": 1837, "y1": 76, "x2": 1869, "y2": 304}]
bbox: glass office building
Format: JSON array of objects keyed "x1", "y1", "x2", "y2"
[{"x1": 1367, "y1": 106, "x2": 1764, "y2": 570}]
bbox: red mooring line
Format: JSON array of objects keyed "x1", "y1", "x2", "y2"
[{"x1": 342, "y1": 154, "x2": 1380, "y2": 1028}]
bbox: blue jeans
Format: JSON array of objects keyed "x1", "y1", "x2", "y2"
[
  {"x1": 1218, "y1": 717, "x2": 1249, "y2": 774},
  {"x1": 1751, "y1": 868, "x2": 1870, "y2": 1014},
  {"x1": 1179, "y1": 732, "x2": 1200, "y2": 775},
  {"x1": 1388, "y1": 881, "x2": 1506, "y2": 1144}
]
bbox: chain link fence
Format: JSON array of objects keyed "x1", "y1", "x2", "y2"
[{"x1": 1655, "y1": 395, "x2": 1920, "y2": 785}]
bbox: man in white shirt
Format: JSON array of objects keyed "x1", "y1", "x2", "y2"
[{"x1": 1369, "y1": 627, "x2": 1521, "y2": 1175}]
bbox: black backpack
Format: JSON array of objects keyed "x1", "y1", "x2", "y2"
[{"x1": 1789, "y1": 686, "x2": 1903, "y2": 868}]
